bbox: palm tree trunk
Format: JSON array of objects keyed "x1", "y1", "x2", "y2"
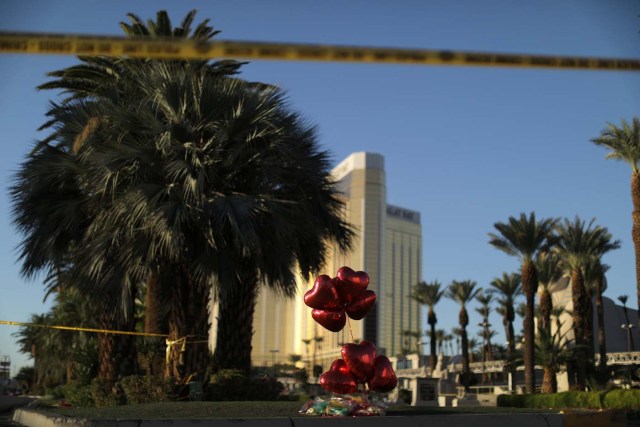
[
  {"x1": 522, "y1": 260, "x2": 537, "y2": 394},
  {"x1": 632, "y1": 171, "x2": 640, "y2": 346},
  {"x1": 461, "y1": 327, "x2": 470, "y2": 389},
  {"x1": 97, "y1": 298, "x2": 139, "y2": 383},
  {"x1": 540, "y1": 290, "x2": 552, "y2": 335},
  {"x1": 506, "y1": 315, "x2": 517, "y2": 391},
  {"x1": 571, "y1": 268, "x2": 587, "y2": 390},
  {"x1": 211, "y1": 272, "x2": 258, "y2": 374},
  {"x1": 165, "y1": 264, "x2": 211, "y2": 381},
  {"x1": 584, "y1": 295, "x2": 595, "y2": 366},
  {"x1": 429, "y1": 321, "x2": 437, "y2": 373},
  {"x1": 144, "y1": 272, "x2": 160, "y2": 334},
  {"x1": 595, "y1": 274, "x2": 607, "y2": 371},
  {"x1": 542, "y1": 367, "x2": 556, "y2": 393}
]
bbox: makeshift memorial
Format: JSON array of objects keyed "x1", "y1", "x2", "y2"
[{"x1": 300, "y1": 267, "x2": 398, "y2": 417}]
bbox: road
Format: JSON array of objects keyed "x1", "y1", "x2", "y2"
[{"x1": 0, "y1": 396, "x2": 35, "y2": 426}]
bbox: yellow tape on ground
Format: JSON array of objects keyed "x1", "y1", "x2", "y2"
[
  {"x1": 0, "y1": 319, "x2": 168, "y2": 337},
  {"x1": 0, "y1": 31, "x2": 639, "y2": 71}
]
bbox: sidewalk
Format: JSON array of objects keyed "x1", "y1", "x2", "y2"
[{"x1": 11, "y1": 408, "x2": 628, "y2": 427}]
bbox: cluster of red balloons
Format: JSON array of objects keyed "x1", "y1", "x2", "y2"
[
  {"x1": 303, "y1": 267, "x2": 398, "y2": 395},
  {"x1": 320, "y1": 341, "x2": 398, "y2": 394},
  {"x1": 303, "y1": 266, "x2": 377, "y2": 332}
]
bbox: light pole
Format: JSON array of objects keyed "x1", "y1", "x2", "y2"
[{"x1": 621, "y1": 324, "x2": 634, "y2": 352}]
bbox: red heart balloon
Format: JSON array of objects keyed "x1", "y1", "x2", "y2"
[
  {"x1": 341, "y1": 341, "x2": 377, "y2": 382},
  {"x1": 346, "y1": 290, "x2": 377, "y2": 320},
  {"x1": 336, "y1": 266, "x2": 370, "y2": 305},
  {"x1": 304, "y1": 275, "x2": 342, "y2": 311},
  {"x1": 311, "y1": 309, "x2": 346, "y2": 332},
  {"x1": 319, "y1": 359, "x2": 358, "y2": 394},
  {"x1": 368, "y1": 355, "x2": 398, "y2": 393}
]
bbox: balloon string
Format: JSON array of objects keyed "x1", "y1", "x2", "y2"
[{"x1": 347, "y1": 317, "x2": 354, "y2": 342}]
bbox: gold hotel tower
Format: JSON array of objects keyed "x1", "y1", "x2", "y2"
[{"x1": 210, "y1": 152, "x2": 423, "y2": 371}]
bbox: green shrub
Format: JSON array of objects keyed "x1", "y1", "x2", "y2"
[
  {"x1": 60, "y1": 383, "x2": 95, "y2": 407},
  {"x1": 91, "y1": 379, "x2": 116, "y2": 408},
  {"x1": 498, "y1": 389, "x2": 640, "y2": 410},
  {"x1": 205, "y1": 369, "x2": 284, "y2": 401},
  {"x1": 602, "y1": 389, "x2": 640, "y2": 410},
  {"x1": 120, "y1": 375, "x2": 172, "y2": 404}
]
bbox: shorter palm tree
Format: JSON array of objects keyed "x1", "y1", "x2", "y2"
[
  {"x1": 446, "y1": 280, "x2": 481, "y2": 389},
  {"x1": 536, "y1": 325, "x2": 576, "y2": 394},
  {"x1": 410, "y1": 280, "x2": 446, "y2": 373}
]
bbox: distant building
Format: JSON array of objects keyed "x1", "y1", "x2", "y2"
[{"x1": 209, "y1": 152, "x2": 423, "y2": 371}]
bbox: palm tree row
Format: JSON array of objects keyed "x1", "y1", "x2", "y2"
[
  {"x1": 490, "y1": 212, "x2": 620, "y2": 392},
  {"x1": 11, "y1": 10, "x2": 352, "y2": 387}
]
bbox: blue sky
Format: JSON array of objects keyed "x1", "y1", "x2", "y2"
[{"x1": 0, "y1": 0, "x2": 639, "y2": 373}]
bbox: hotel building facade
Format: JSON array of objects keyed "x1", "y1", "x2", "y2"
[{"x1": 213, "y1": 152, "x2": 424, "y2": 370}]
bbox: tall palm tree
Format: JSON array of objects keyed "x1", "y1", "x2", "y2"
[
  {"x1": 586, "y1": 228, "x2": 619, "y2": 371},
  {"x1": 536, "y1": 253, "x2": 563, "y2": 335},
  {"x1": 489, "y1": 212, "x2": 557, "y2": 393},
  {"x1": 554, "y1": 216, "x2": 618, "y2": 389},
  {"x1": 618, "y1": 295, "x2": 636, "y2": 351},
  {"x1": 592, "y1": 117, "x2": 640, "y2": 343},
  {"x1": 475, "y1": 291, "x2": 494, "y2": 363},
  {"x1": 446, "y1": 280, "x2": 481, "y2": 389},
  {"x1": 489, "y1": 272, "x2": 522, "y2": 361},
  {"x1": 410, "y1": 280, "x2": 446, "y2": 373}
]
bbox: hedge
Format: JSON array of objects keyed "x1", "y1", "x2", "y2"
[{"x1": 497, "y1": 389, "x2": 640, "y2": 410}]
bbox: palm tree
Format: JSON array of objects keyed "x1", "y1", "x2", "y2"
[
  {"x1": 410, "y1": 280, "x2": 445, "y2": 373},
  {"x1": 587, "y1": 229, "x2": 620, "y2": 371},
  {"x1": 436, "y1": 329, "x2": 445, "y2": 356},
  {"x1": 554, "y1": 216, "x2": 618, "y2": 388},
  {"x1": 12, "y1": 11, "x2": 353, "y2": 383},
  {"x1": 618, "y1": 295, "x2": 636, "y2": 351},
  {"x1": 536, "y1": 325, "x2": 576, "y2": 393},
  {"x1": 475, "y1": 291, "x2": 494, "y2": 363},
  {"x1": 592, "y1": 117, "x2": 640, "y2": 342},
  {"x1": 446, "y1": 280, "x2": 481, "y2": 389},
  {"x1": 489, "y1": 272, "x2": 522, "y2": 362},
  {"x1": 489, "y1": 212, "x2": 557, "y2": 393},
  {"x1": 11, "y1": 10, "x2": 245, "y2": 383},
  {"x1": 536, "y1": 253, "x2": 563, "y2": 335}
]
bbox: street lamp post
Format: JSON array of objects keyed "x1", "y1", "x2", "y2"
[{"x1": 621, "y1": 324, "x2": 634, "y2": 352}]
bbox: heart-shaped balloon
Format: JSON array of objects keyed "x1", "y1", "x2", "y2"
[
  {"x1": 336, "y1": 266, "x2": 369, "y2": 305},
  {"x1": 304, "y1": 275, "x2": 342, "y2": 310},
  {"x1": 368, "y1": 355, "x2": 398, "y2": 393},
  {"x1": 311, "y1": 309, "x2": 346, "y2": 332},
  {"x1": 346, "y1": 290, "x2": 377, "y2": 320},
  {"x1": 319, "y1": 359, "x2": 358, "y2": 395},
  {"x1": 341, "y1": 340, "x2": 377, "y2": 382}
]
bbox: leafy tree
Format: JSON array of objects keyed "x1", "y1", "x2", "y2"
[
  {"x1": 410, "y1": 280, "x2": 445, "y2": 372},
  {"x1": 446, "y1": 280, "x2": 481, "y2": 389},
  {"x1": 489, "y1": 212, "x2": 557, "y2": 393},
  {"x1": 591, "y1": 117, "x2": 640, "y2": 343}
]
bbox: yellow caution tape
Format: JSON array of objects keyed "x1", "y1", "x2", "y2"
[
  {"x1": 0, "y1": 319, "x2": 167, "y2": 337},
  {"x1": 0, "y1": 31, "x2": 638, "y2": 71}
]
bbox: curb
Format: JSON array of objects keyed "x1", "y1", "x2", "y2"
[{"x1": 12, "y1": 408, "x2": 627, "y2": 427}]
